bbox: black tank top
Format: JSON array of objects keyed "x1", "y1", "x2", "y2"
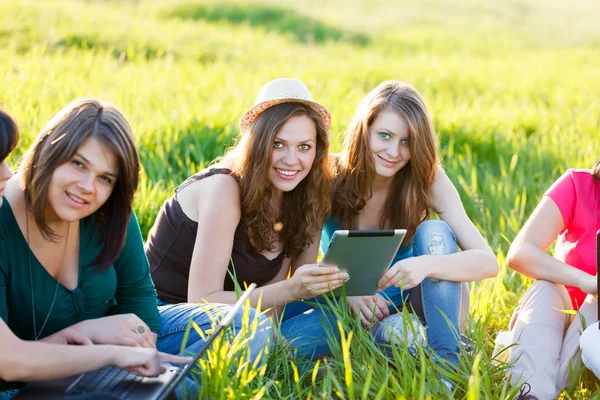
[{"x1": 146, "y1": 168, "x2": 285, "y2": 304}]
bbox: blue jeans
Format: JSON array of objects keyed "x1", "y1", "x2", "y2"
[
  {"x1": 280, "y1": 220, "x2": 462, "y2": 366},
  {"x1": 375, "y1": 220, "x2": 462, "y2": 366},
  {"x1": 157, "y1": 300, "x2": 274, "y2": 398}
]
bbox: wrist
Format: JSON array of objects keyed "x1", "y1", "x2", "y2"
[
  {"x1": 281, "y1": 278, "x2": 300, "y2": 302},
  {"x1": 419, "y1": 255, "x2": 435, "y2": 278},
  {"x1": 105, "y1": 346, "x2": 122, "y2": 367}
]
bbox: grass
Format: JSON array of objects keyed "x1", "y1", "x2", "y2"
[{"x1": 1, "y1": 0, "x2": 600, "y2": 398}]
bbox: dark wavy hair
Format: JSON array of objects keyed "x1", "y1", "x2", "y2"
[
  {"x1": 593, "y1": 160, "x2": 600, "y2": 180},
  {"x1": 0, "y1": 109, "x2": 19, "y2": 162},
  {"x1": 332, "y1": 81, "x2": 439, "y2": 243},
  {"x1": 222, "y1": 102, "x2": 332, "y2": 258},
  {"x1": 19, "y1": 98, "x2": 140, "y2": 271}
]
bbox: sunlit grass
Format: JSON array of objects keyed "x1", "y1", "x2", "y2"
[{"x1": 1, "y1": 0, "x2": 600, "y2": 398}]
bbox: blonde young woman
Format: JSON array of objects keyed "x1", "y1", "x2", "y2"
[
  {"x1": 319, "y1": 81, "x2": 498, "y2": 371},
  {"x1": 0, "y1": 108, "x2": 188, "y2": 398},
  {"x1": 146, "y1": 78, "x2": 347, "y2": 359}
]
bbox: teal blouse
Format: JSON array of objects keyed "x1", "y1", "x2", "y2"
[{"x1": 0, "y1": 198, "x2": 160, "y2": 341}]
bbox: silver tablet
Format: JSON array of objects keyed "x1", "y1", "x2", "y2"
[{"x1": 321, "y1": 229, "x2": 407, "y2": 296}]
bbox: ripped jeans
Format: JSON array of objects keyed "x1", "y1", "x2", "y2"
[
  {"x1": 374, "y1": 220, "x2": 463, "y2": 366},
  {"x1": 280, "y1": 220, "x2": 463, "y2": 367}
]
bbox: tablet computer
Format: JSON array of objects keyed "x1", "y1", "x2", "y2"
[{"x1": 321, "y1": 229, "x2": 406, "y2": 296}]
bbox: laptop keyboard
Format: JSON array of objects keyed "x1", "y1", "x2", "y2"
[{"x1": 64, "y1": 366, "x2": 143, "y2": 398}]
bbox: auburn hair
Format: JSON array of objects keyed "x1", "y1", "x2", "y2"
[
  {"x1": 332, "y1": 81, "x2": 439, "y2": 243},
  {"x1": 20, "y1": 98, "x2": 140, "y2": 271},
  {"x1": 222, "y1": 102, "x2": 332, "y2": 258},
  {"x1": 593, "y1": 160, "x2": 600, "y2": 180}
]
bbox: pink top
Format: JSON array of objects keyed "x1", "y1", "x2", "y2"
[{"x1": 545, "y1": 169, "x2": 600, "y2": 309}]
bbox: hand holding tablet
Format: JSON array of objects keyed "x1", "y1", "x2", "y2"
[
  {"x1": 290, "y1": 263, "x2": 349, "y2": 299},
  {"x1": 321, "y1": 229, "x2": 407, "y2": 296}
]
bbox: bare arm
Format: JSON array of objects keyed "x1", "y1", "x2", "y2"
[
  {"x1": 506, "y1": 196, "x2": 596, "y2": 294},
  {"x1": 186, "y1": 176, "x2": 346, "y2": 309},
  {"x1": 0, "y1": 320, "x2": 189, "y2": 382},
  {"x1": 425, "y1": 168, "x2": 498, "y2": 281},
  {"x1": 379, "y1": 169, "x2": 497, "y2": 291}
]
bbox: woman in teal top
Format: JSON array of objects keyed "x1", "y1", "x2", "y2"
[
  {"x1": 0, "y1": 107, "x2": 189, "y2": 397},
  {"x1": 0, "y1": 99, "x2": 160, "y2": 346}
]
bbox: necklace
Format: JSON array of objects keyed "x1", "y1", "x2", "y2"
[{"x1": 25, "y1": 201, "x2": 70, "y2": 341}]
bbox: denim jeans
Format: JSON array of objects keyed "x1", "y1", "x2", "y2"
[
  {"x1": 280, "y1": 220, "x2": 463, "y2": 366},
  {"x1": 374, "y1": 220, "x2": 462, "y2": 366},
  {"x1": 157, "y1": 300, "x2": 273, "y2": 398}
]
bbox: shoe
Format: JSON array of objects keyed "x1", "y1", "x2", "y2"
[{"x1": 516, "y1": 383, "x2": 539, "y2": 400}]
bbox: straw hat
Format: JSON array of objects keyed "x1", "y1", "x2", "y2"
[{"x1": 239, "y1": 78, "x2": 331, "y2": 133}]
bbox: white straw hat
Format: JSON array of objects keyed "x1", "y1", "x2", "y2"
[{"x1": 240, "y1": 78, "x2": 331, "y2": 133}]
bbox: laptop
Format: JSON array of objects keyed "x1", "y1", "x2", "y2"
[{"x1": 16, "y1": 283, "x2": 257, "y2": 400}]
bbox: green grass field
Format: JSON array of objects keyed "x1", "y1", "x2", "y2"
[{"x1": 2, "y1": 0, "x2": 600, "y2": 398}]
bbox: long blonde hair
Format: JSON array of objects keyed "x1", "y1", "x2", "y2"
[{"x1": 333, "y1": 81, "x2": 439, "y2": 243}]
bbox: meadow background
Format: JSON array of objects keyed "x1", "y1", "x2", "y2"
[{"x1": 2, "y1": 0, "x2": 600, "y2": 398}]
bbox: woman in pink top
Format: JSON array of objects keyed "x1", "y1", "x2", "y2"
[{"x1": 506, "y1": 164, "x2": 600, "y2": 400}]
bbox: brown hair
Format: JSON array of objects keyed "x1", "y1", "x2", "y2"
[
  {"x1": 593, "y1": 160, "x2": 600, "y2": 180},
  {"x1": 20, "y1": 98, "x2": 140, "y2": 271},
  {"x1": 0, "y1": 109, "x2": 20, "y2": 162},
  {"x1": 332, "y1": 81, "x2": 439, "y2": 243},
  {"x1": 223, "y1": 102, "x2": 332, "y2": 258}
]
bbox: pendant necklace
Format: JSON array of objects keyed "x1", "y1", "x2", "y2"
[{"x1": 26, "y1": 202, "x2": 70, "y2": 341}]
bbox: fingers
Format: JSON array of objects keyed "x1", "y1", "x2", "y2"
[
  {"x1": 374, "y1": 296, "x2": 390, "y2": 319},
  {"x1": 126, "y1": 319, "x2": 154, "y2": 349},
  {"x1": 304, "y1": 280, "x2": 346, "y2": 295},
  {"x1": 379, "y1": 269, "x2": 407, "y2": 291},
  {"x1": 359, "y1": 302, "x2": 374, "y2": 323},
  {"x1": 300, "y1": 270, "x2": 348, "y2": 286},
  {"x1": 378, "y1": 270, "x2": 396, "y2": 291},
  {"x1": 312, "y1": 264, "x2": 340, "y2": 275},
  {"x1": 358, "y1": 312, "x2": 369, "y2": 326},
  {"x1": 402, "y1": 280, "x2": 418, "y2": 291},
  {"x1": 158, "y1": 352, "x2": 192, "y2": 365},
  {"x1": 69, "y1": 331, "x2": 94, "y2": 346}
]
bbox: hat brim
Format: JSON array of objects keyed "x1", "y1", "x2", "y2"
[{"x1": 240, "y1": 98, "x2": 331, "y2": 133}]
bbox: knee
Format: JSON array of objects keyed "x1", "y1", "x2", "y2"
[
  {"x1": 522, "y1": 280, "x2": 572, "y2": 310},
  {"x1": 236, "y1": 307, "x2": 273, "y2": 335},
  {"x1": 249, "y1": 309, "x2": 274, "y2": 343},
  {"x1": 423, "y1": 276, "x2": 461, "y2": 295},
  {"x1": 413, "y1": 220, "x2": 458, "y2": 256},
  {"x1": 234, "y1": 308, "x2": 274, "y2": 360}
]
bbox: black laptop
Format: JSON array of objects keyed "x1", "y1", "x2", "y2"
[{"x1": 16, "y1": 283, "x2": 257, "y2": 400}]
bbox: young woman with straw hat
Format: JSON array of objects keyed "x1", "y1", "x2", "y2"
[{"x1": 146, "y1": 78, "x2": 347, "y2": 358}]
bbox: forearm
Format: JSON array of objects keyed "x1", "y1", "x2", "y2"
[
  {"x1": 507, "y1": 243, "x2": 586, "y2": 288},
  {"x1": 424, "y1": 249, "x2": 498, "y2": 282},
  {"x1": 1, "y1": 340, "x2": 120, "y2": 382}
]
